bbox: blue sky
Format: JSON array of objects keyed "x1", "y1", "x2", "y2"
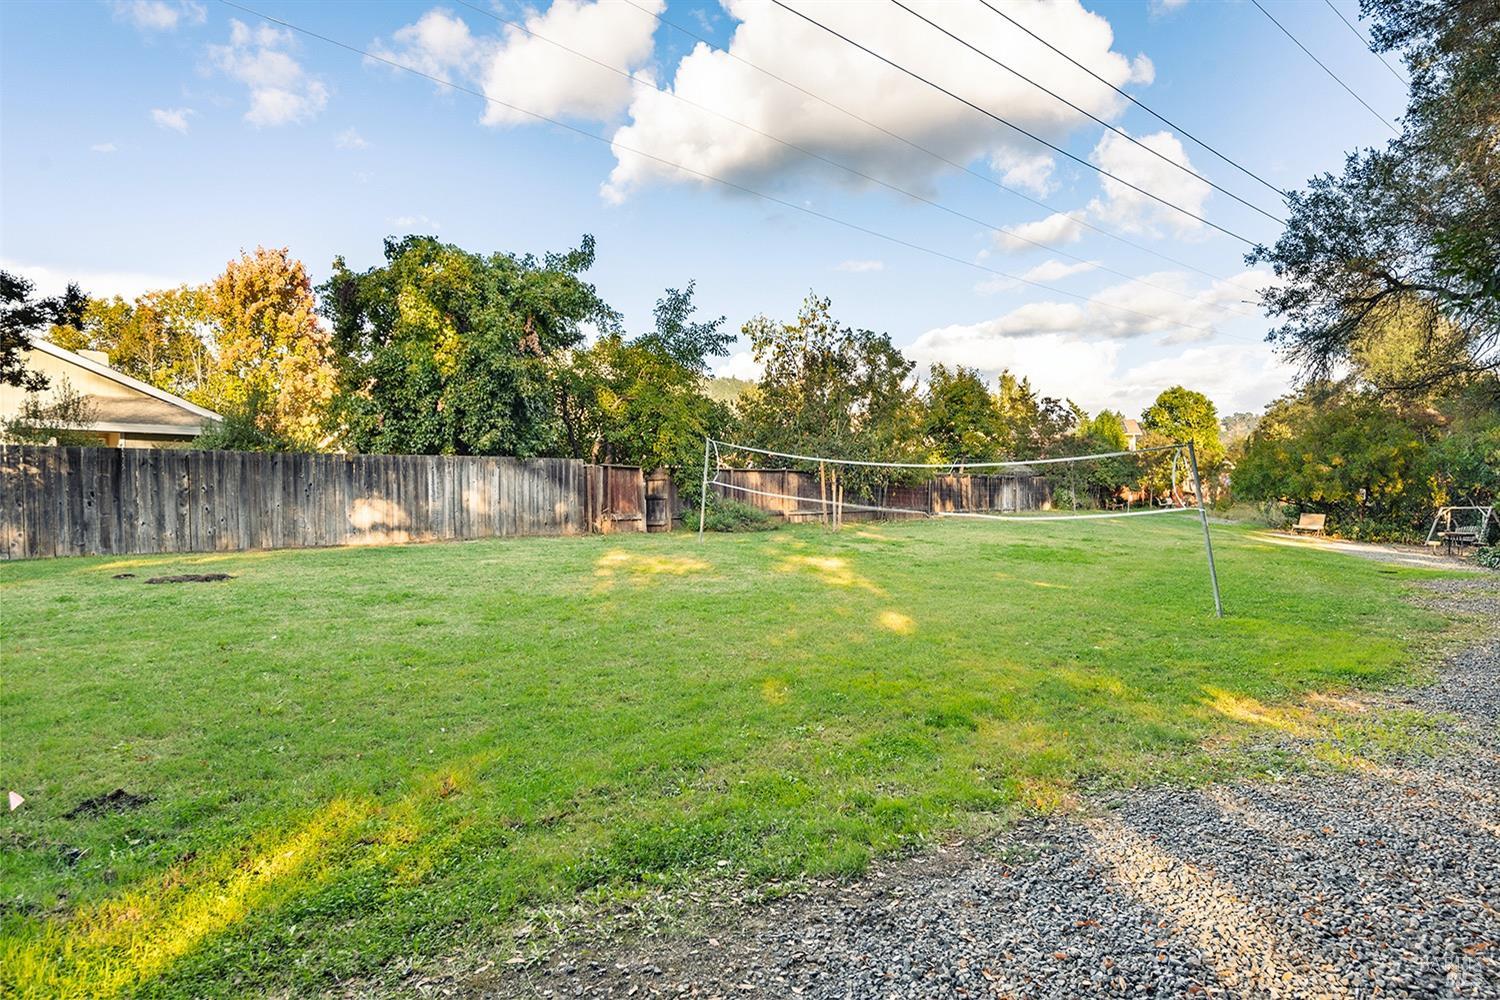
[{"x1": 0, "y1": 0, "x2": 1406, "y2": 418}]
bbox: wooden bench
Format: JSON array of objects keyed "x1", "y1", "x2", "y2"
[{"x1": 1290, "y1": 512, "x2": 1326, "y2": 535}]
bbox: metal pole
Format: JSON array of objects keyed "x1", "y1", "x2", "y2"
[
  {"x1": 1185, "y1": 440, "x2": 1223, "y2": 618},
  {"x1": 697, "y1": 436, "x2": 711, "y2": 541}
]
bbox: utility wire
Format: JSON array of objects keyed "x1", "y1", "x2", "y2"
[
  {"x1": 973, "y1": 0, "x2": 1289, "y2": 201},
  {"x1": 892, "y1": 0, "x2": 1285, "y2": 226},
  {"x1": 1251, "y1": 0, "x2": 1397, "y2": 131},
  {"x1": 451, "y1": 0, "x2": 1260, "y2": 322},
  {"x1": 771, "y1": 0, "x2": 1263, "y2": 247},
  {"x1": 1321, "y1": 0, "x2": 1410, "y2": 87},
  {"x1": 617, "y1": 0, "x2": 1242, "y2": 285},
  {"x1": 214, "y1": 0, "x2": 1256, "y2": 346}
]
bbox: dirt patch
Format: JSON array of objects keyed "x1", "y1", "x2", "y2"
[
  {"x1": 111, "y1": 573, "x2": 137, "y2": 579},
  {"x1": 63, "y1": 788, "x2": 152, "y2": 820},
  {"x1": 145, "y1": 573, "x2": 234, "y2": 585}
]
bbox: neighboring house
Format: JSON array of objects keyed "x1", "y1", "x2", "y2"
[
  {"x1": 0, "y1": 339, "x2": 220, "y2": 447},
  {"x1": 1122, "y1": 418, "x2": 1143, "y2": 451}
]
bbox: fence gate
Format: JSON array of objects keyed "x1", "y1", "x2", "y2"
[{"x1": 589, "y1": 464, "x2": 646, "y2": 534}]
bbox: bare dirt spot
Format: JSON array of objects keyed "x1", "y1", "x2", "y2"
[
  {"x1": 63, "y1": 789, "x2": 152, "y2": 820},
  {"x1": 144, "y1": 573, "x2": 234, "y2": 585}
]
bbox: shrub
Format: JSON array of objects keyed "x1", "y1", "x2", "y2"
[
  {"x1": 699, "y1": 498, "x2": 777, "y2": 532},
  {"x1": 191, "y1": 392, "x2": 297, "y2": 452},
  {"x1": 1477, "y1": 547, "x2": 1500, "y2": 570}
]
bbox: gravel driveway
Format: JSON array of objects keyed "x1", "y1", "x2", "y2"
[{"x1": 461, "y1": 575, "x2": 1500, "y2": 1000}]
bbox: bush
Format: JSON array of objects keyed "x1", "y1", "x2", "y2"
[
  {"x1": 698, "y1": 498, "x2": 777, "y2": 532},
  {"x1": 192, "y1": 394, "x2": 296, "y2": 452},
  {"x1": 1477, "y1": 547, "x2": 1500, "y2": 570}
]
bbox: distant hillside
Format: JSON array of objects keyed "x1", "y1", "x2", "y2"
[{"x1": 704, "y1": 376, "x2": 754, "y2": 404}]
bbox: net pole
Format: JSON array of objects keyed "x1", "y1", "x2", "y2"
[
  {"x1": 1186, "y1": 440, "x2": 1224, "y2": 618},
  {"x1": 697, "y1": 436, "x2": 711, "y2": 541}
]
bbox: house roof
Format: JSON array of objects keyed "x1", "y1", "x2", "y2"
[
  {"x1": 28, "y1": 337, "x2": 221, "y2": 426},
  {"x1": 1122, "y1": 418, "x2": 1143, "y2": 436}
]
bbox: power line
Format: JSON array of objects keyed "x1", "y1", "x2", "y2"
[
  {"x1": 449, "y1": 0, "x2": 1260, "y2": 322},
  {"x1": 973, "y1": 0, "x2": 1289, "y2": 202},
  {"x1": 1321, "y1": 0, "x2": 1410, "y2": 87},
  {"x1": 891, "y1": 0, "x2": 1286, "y2": 227},
  {"x1": 617, "y1": 0, "x2": 1244, "y2": 285},
  {"x1": 214, "y1": 0, "x2": 1259, "y2": 346},
  {"x1": 771, "y1": 0, "x2": 1263, "y2": 247},
  {"x1": 1251, "y1": 0, "x2": 1397, "y2": 131}
]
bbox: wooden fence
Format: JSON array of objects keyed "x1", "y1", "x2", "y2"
[
  {"x1": 0, "y1": 447, "x2": 1055, "y2": 559},
  {"x1": 0, "y1": 445, "x2": 593, "y2": 559}
]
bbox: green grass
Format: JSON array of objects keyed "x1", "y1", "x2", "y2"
[{"x1": 0, "y1": 517, "x2": 1454, "y2": 997}]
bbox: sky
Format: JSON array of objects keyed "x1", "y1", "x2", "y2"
[{"x1": 0, "y1": 0, "x2": 1408, "y2": 419}]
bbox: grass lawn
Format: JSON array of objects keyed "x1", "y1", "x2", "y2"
[{"x1": 0, "y1": 516, "x2": 1454, "y2": 997}]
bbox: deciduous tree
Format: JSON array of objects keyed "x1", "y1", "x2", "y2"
[
  {"x1": 320, "y1": 235, "x2": 616, "y2": 456},
  {"x1": 201, "y1": 248, "x2": 336, "y2": 449},
  {"x1": 1249, "y1": 0, "x2": 1499, "y2": 395},
  {"x1": 922, "y1": 364, "x2": 1003, "y2": 465}
]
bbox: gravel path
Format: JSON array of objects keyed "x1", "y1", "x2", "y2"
[{"x1": 457, "y1": 575, "x2": 1500, "y2": 1000}]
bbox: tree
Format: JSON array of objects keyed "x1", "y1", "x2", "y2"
[
  {"x1": 1249, "y1": 0, "x2": 1499, "y2": 395},
  {"x1": 736, "y1": 294, "x2": 919, "y2": 465},
  {"x1": 556, "y1": 283, "x2": 731, "y2": 472},
  {"x1": 50, "y1": 287, "x2": 212, "y2": 398},
  {"x1": 921, "y1": 364, "x2": 1003, "y2": 464},
  {"x1": 1, "y1": 377, "x2": 100, "y2": 445},
  {"x1": 1141, "y1": 386, "x2": 1224, "y2": 470},
  {"x1": 321, "y1": 235, "x2": 617, "y2": 456},
  {"x1": 1083, "y1": 409, "x2": 1129, "y2": 452},
  {"x1": 633, "y1": 281, "x2": 733, "y2": 376},
  {"x1": 995, "y1": 370, "x2": 1075, "y2": 459},
  {"x1": 200, "y1": 248, "x2": 336, "y2": 450},
  {"x1": 1234, "y1": 380, "x2": 1499, "y2": 539},
  {"x1": 1, "y1": 270, "x2": 88, "y2": 391}
]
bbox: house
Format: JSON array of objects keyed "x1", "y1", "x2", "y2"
[
  {"x1": 1122, "y1": 418, "x2": 1143, "y2": 451},
  {"x1": 0, "y1": 338, "x2": 220, "y2": 447}
]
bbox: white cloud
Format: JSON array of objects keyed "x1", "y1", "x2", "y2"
[
  {"x1": 335, "y1": 127, "x2": 370, "y2": 150},
  {"x1": 605, "y1": 0, "x2": 1145, "y2": 201},
  {"x1": 90, "y1": 142, "x2": 118, "y2": 154},
  {"x1": 111, "y1": 0, "x2": 205, "y2": 32},
  {"x1": 1021, "y1": 259, "x2": 1100, "y2": 282},
  {"x1": 993, "y1": 210, "x2": 1089, "y2": 253},
  {"x1": 150, "y1": 107, "x2": 194, "y2": 133},
  {"x1": 835, "y1": 259, "x2": 885, "y2": 273},
  {"x1": 1, "y1": 259, "x2": 190, "y2": 302},
  {"x1": 1087, "y1": 130, "x2": 1211, "y2": 238},
  {"x1": 367, "y1": 9, "x2": 479, "y2": 85},
  {"x1": 1086, "y1": 270, "x2": 1266, "y2": 344},
  {"x1": 908, "y1": 329, "x2": 1290, "y2": 417},
  {"x1": 1151, "y1": 0, "x2": 1190, "y2": 17},
  {"x1": 370, "y1": 2, "x2": 664, "y2": 127},
  {"x1": 714, "y1": 349, "x2": 763, "y2": 381},
  {"x1": 990, "y1": 149, "x2": 1056, "y2": 197},
  {"x1": 389, "y1": 214, "x2": 440, "y2": 230},
  {"x1": 478, "y1": 0, "x2": 663, "y2": 127},
  {"x1": 209, "y1": 19, "x2": 329, "y2": 126},
  {"x1": 921, "y1": 268, "x2": 1269, "y2": 348},
  {"x1": 907, "y1": 269, "x2": 1286, "y2": 413}
]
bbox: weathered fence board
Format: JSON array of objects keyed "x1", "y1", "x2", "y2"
[{"x1": 0, "y1": 446, "x2": 590, "y2": 559}]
